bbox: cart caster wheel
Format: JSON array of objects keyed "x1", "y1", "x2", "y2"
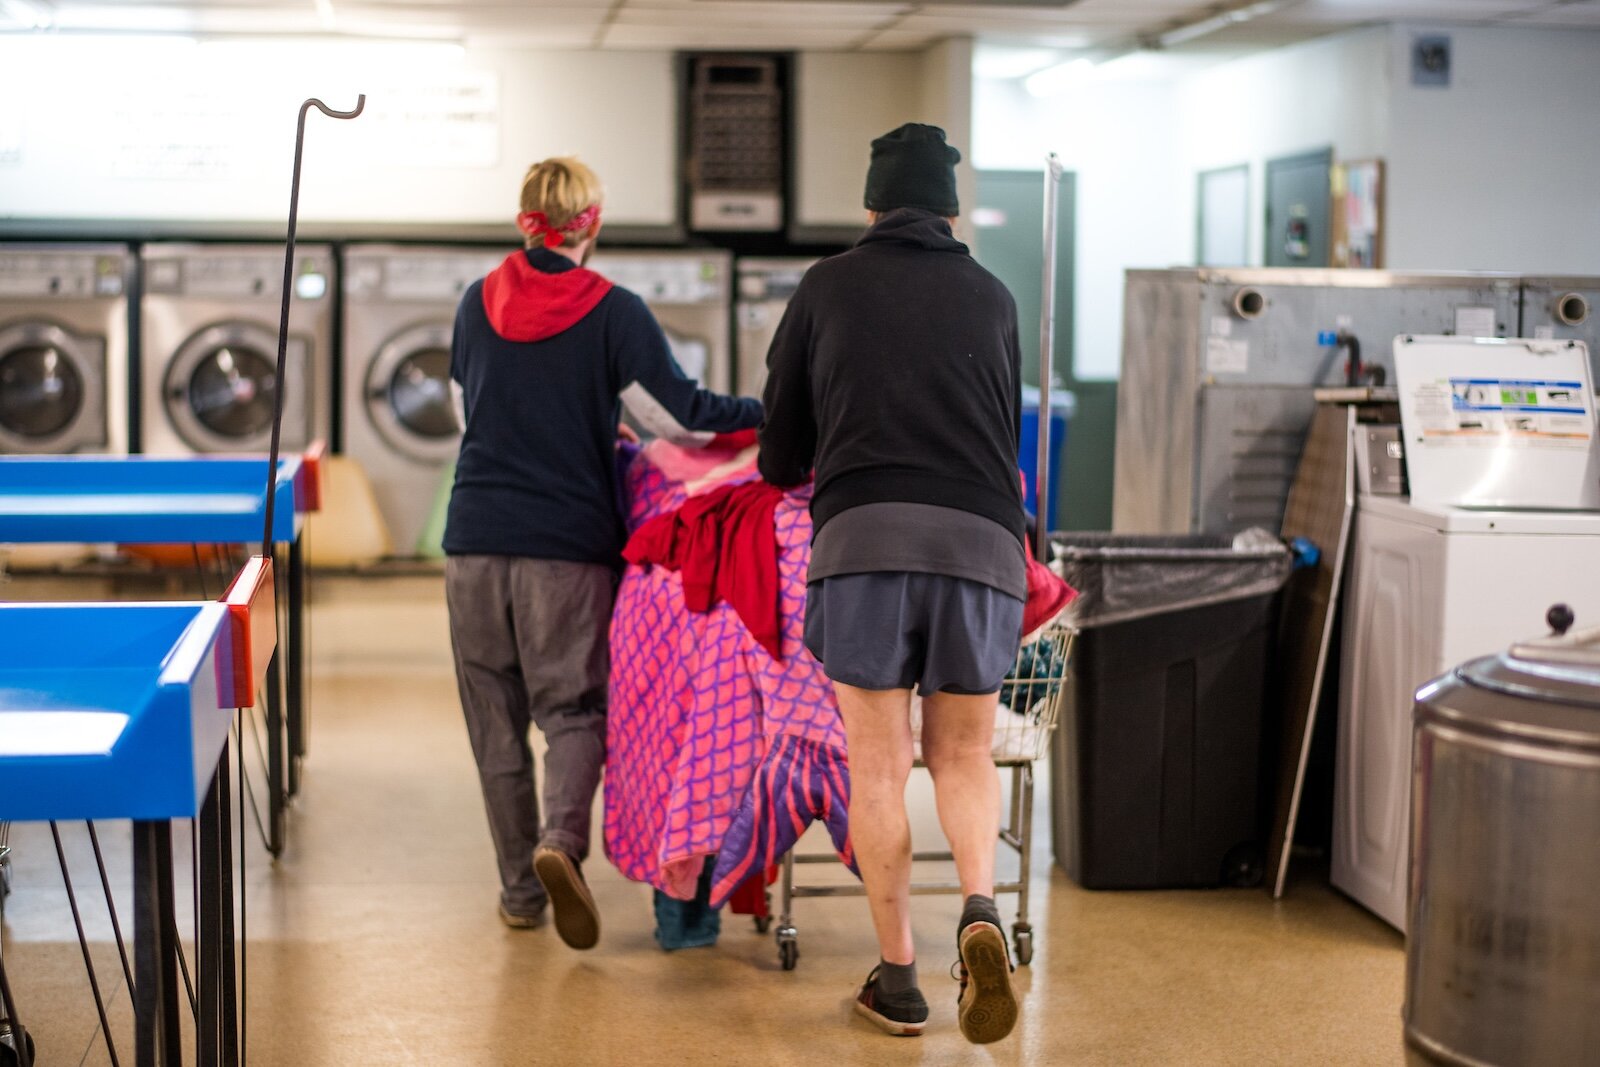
[
  {"x1": 776, "y1": 924, "x2": 799, "y2": 971},
  {"x1": 0, "y1": 1021, "x2": 35, "y2": 1067},
  {"x1": 1012, "y1": 924, "x2": 1034, "y2": 967},
  {"x1": 754, "y1": 915, "x2": 772, "y2": 934}
]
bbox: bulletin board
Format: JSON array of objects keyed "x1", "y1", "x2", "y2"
[{"x1": 1330, "y1": 159, "x2": 1384, "y2": 269}]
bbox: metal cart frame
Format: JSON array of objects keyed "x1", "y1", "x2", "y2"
[{"x1": 770, "y1": 626, "x2": 1074, "y2": 971}]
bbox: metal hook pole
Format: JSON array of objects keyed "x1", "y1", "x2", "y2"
[
  {"x1": 261, "y1": 94, "x2": 365, "y2": 558},
  {"x1": 1036, "y1": 153, "x2": 1064, "y2": 563}
]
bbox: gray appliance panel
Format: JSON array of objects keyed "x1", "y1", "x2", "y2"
[
  {"x1": 735, "y1": 257, "x2": 816, "y2": 399},
  {"x1": 1194, "y1": 385, "x2": 1319, "y2": 533},
  {"x1": 1115, "y1": 268, "x2": 1521, "y2": 534},
  {"x1": 590, "y1": 249, "x2": 733, "y2": 394},
  {"x1": 1520, "y1": 277, "x2": 1600, "y2": 384},
  {"x1": 0, "y1": 243, "x2": 131, "y2": 455}
]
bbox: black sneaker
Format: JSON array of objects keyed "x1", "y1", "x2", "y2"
[
  {"x1": 854, "y1": 967, "x2": 929, "y2": 1037},
  {"x1": 533, "y1": 846, "x2": 600, "y2": 950},
  {"x1": 955, "y1": 920, "x2": 1018, "y2": 1044}
]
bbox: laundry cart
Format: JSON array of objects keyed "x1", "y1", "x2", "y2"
[{"x1": 772, "y1": 624, "x2": 1074, "y2": 971}]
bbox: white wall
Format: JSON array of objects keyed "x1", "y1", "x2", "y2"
[
  {"x1": 0, "y1": 37, "x2": 680, "y2": 226},
  {"x1": 793, "y1": 52, "x2": 921, "y2": 227},
  {"x1": 919, "y1": 37, "x2": 977, "y2": 235},
  {"x1": 1174, "y1": 26, "x2": 1391, "y2": 268},
  {"x1": 973, "y1": 73, "x2": 1186, "y2": 379},
  {"x1": 1385, "y1": 26, "x2": 1600, "y2": 273},
  {"x1": 794, "y1": 43, "x2": 976, "y2": 229}
]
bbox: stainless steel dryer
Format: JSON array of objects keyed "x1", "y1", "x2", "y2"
[
  {"x1": 139, "y1": 243, "x2": 334, "y2": 455},
  {"x1": 1113, "y1": 268, "x2": 1522, "y2": 535},
  {"x1": 735, "y1": 257, "x2": 817, "y2": 398},
  {"x1": 0, "y1": 243, "x2": 131, "y2": 454},
  {"x1": 342, "y1": 244, "x2": 507, "y2": 556},
  {"x1": 590, "y1": 249, "x2": 733, "y2": 394}
]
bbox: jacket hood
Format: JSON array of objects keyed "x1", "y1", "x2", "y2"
[
  {"x1": 856, "y1": 207, "x2": 969, "y2": 255},
  {"x1": 481, "y1": 249, "x2": 614, "y2": 342}
]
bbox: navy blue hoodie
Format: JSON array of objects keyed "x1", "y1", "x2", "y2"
[{"x1": 443, "y1": 247, "x2": 762, "y2": 563}]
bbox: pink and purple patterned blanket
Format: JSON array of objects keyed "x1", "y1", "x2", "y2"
[{"x1": 604, "y1": 444, "x2": 854, "y2": 902}]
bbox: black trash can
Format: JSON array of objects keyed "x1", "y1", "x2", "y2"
[{"x1": 1050, "y1": 530, "x2": 1292, "y2": 890}]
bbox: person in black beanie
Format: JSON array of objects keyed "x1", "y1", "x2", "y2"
[{"x1": 760, "y1": 123, "x2": 1025, "y2": 1045}]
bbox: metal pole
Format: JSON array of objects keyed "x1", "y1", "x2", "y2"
[{"x1": 1036, "y1": 154, "x2": 1065, "y2": 562}]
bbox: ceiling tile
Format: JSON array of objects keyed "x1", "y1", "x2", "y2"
[{"x1": 600, "y1": 21, "x2": 867, "y2": 48}]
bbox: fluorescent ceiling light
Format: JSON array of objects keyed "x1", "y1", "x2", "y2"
[
  {"x1": 973, "y1": 46, "x2": 1059, "y2": 81},
  {"x1": 1151, "y1": 0, "x2": 1297, "y2": 49},
  {"x1": 0, "y1": 0, "x2": 51, "y2": 29},
  {"x1": 314, "y1": 0, "x2": 336, "y2": 30},
  {"x1": 1023, "y1": 57, "x2": 1096, "y2": 98}
]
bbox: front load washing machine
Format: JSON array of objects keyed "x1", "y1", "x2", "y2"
[
  {"x1": 590, "y1": 249, "x2": 733, "y2": 394},
  {"x1": 1333, "y1": 336, "x2": 1600, "y2": 931},
  {"x1": 0, "y1": 243, "x2": 131, "y2": 454},
  {"x1": 342, "y1": 244, "x2": 507, "y2": 556},
  {"x1": 139, "y1": 243, "x2": 334, "y2": 455},
  {"x1": 735, "y1": 257, "x2": 817, "y2": 399}
]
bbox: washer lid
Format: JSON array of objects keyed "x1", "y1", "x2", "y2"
[
  {"x1": 1394, "y1": 334, "x2": 1600, "y2": 510},
  {"x1": 0, "y1": 340, "x2": 84, "y2": 438}
]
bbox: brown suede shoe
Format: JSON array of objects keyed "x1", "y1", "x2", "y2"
[{"x1": 533, "y1": 846, "x2": 600, "y2": 950}]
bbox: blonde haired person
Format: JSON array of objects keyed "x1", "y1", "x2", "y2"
[{"x1": 443, "y1": 157, "x2": 762, "y2": 949}]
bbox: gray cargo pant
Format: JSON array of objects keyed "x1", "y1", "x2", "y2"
[{"x1": 444, "y1": 555, "x2": 613, "y2": 916}]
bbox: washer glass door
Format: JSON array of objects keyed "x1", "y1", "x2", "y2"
[
  {"x1": 188, "y1": 343, "x2": 277, "y2": 439},
  {"x1": 0, "y1": 342, "x2": 83, "y2": 440},
  {"x1": 388, "y1": 346, "x2": 456, "y2": 440}
]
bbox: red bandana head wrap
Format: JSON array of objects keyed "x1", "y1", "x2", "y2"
[{"x1": 517, "y1": 204, "x2": 601, "y2": 248}]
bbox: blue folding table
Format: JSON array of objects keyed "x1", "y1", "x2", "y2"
[
  {"x1": 0, "y1": 454, "x2": 320, "y2": 855},
  {"x1": 0, "y1": 568, "x2": 275, "y2": 1066}
]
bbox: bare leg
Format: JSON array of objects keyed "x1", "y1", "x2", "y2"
[
  {"x1": 834, "y1": 682, "x2": 916, "y2": 966},
  {"x1": 920, "y1": 691, "x2": 1001, "y2": 900}
]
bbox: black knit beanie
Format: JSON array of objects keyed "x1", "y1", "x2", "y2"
[{"x1": 864, "y1": 123, "x2": 961, "y2": 217}]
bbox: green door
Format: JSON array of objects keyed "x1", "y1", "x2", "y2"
[{"x1": 974, "y1": 169, "x2": 1115, "y2": 530}]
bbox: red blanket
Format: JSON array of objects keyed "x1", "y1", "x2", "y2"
[{"x1": 622, "y1": 479, "x2": 786, "y2": 659}]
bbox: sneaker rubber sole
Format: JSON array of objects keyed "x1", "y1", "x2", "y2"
[
  {"x1": 957, "y1": 921, "x2": 1018, "y2": 1044},
  {"x1": 533, "y1": 847, "x2": 600, "y2": 950},
  {"x1": 853, "y1": 998, "x2": 926, "y2": 1037},
  {"x1": 498, "y1": 904, "x2": 544, "y2": 930}
]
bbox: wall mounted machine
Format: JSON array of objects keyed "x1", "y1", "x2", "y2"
[
  {"x1": 0, "y1": 243, "x2": 131, "y2": 454},
  {"x1": 139, "y1": 243, "x2": 333, "y2": 455}
]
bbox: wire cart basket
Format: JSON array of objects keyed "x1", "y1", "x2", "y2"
[{"x1": 771, "y1": 623, "x2": 1075, "y2": 971}]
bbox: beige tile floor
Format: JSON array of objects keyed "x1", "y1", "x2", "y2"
[{"x1": 1, "y1": 573, "x2": 1408, "y2": 1065}]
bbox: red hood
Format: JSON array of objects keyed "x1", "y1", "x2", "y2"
[{"x1": 481, "y1": 250, "x2": 614, "y2": 342}]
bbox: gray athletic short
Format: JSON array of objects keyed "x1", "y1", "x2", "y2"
[{"x1": 803, "y1": 572, "x2": 1024, "y2": 696}]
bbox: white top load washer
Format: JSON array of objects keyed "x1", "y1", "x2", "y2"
[
  {"x1": 0, "y1": 244, "x2": 131, "y2": 454},
  {"x1": 139, "y1": 243, "x2": 333, "y2": 455},
  {"x1": 1334, "y1": 335, "x2": 1600, "y2": 930}
]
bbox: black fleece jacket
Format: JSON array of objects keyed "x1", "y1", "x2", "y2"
[{"x1": 757, "y1": 209, "x2": 1026, "y2": 541}]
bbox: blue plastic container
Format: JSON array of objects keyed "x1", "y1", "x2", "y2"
[
  {"x1": 0, "y1": 455, "x2": 302, "y2": 544},
  {"x1": 1020, "y1": 385, "x2": 1076, "y2": 523},
  {"x1": 0, "y1": 602, "x2": 232, "y2": 821}
]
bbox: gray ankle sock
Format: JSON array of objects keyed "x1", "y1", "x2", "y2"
[
  {"x1": 877, "y1": 959, "x2": 919, "y2": 995},
  {"x1": 960, "y1": 894, "x2": 1001, "y2": 933}
]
